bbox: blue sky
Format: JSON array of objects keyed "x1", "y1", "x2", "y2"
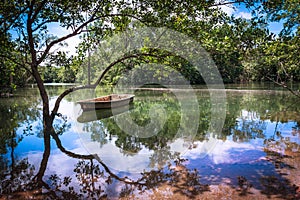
[{"x1": 219, "y1": 3, "x2": 283, "y2": 35}]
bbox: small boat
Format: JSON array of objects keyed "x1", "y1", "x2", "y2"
[{"x1": 77, "y1": 94, "x2": 134, "y2": 111}]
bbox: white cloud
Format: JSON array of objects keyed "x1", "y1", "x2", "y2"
[
  {"x1": 47, "y1": 23, "x2": 82, "y2": 56},
  {"x1": 80, "y1": 136, "x2": 155, "y2": 173},
  {"x1": 214, "y1": 0, "x2": 236, "y2": 16},
  {"x1": 214, "y1": 1, "x2": 252, "y2": 20},
  {"x1": 235, "y1": 11, "x2": 252, "y2": 19},
  {"x1": 219, "y1": 5, "x2": 235, "y2": 16},
  {"x1": 183, "y1": 137, "x2": 256, "y2": 164},
  {"x1": 62, "y1": 36, "x2": 81, "y2": 56}
]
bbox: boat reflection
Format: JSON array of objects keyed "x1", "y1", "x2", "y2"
[{"x1": 77, "y1": 104, "x2": 134, "y2": 123}]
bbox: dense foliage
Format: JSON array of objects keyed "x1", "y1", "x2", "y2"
[{"x1": 0, "y1": 0, "x2": 299, "y2": 89}]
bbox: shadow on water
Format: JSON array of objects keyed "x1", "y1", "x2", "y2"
[
  {"x1": 189, "y1": 149, "x2": 299, "y2": 198},
  {"x1": 0, "y1": 85, "x2": 300, "y2": 199}
]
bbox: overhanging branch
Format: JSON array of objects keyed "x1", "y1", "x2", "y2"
[
  {"x1": 266, "y1": 76, "x2": 300, "y2": 98},
  {"x1": 50, "y1": 52, "x2": 169, "y2": 119}
]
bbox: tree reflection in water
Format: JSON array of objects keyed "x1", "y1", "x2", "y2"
[
  {"x1": 0, "y1": 131, "x2": 210, "y2": 199},
  {"x1": 50, "y1": 130, "x2": 210, "y2": 199},
  {"x1": 1, "y1": 133, "x2": 299, "y2": 200},
  {"x1": 0, "y1": 88, "x2": 300, "y2": 199},
  {"x1": 0, "y1": 98, "x2": 210, "y2": 199},
  {"x1": 1, "y1": 120, "x2": 299, "y2": 199}
]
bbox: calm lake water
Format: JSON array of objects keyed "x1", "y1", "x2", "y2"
[{"x1": 0, "y1": 83, "x2": 299, "y2": 199}]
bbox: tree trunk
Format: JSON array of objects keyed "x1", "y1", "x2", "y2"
[
  {"x1": 31, "y1": 65, "x2": 55, "y2": 185},
  {"x1": 35, "y1": 126, "x2": 51, "y2": 185},
  {"x1": 27, "y1": 12, "x2": 56, "y2": 185}
]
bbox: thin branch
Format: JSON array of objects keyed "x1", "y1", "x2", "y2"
[
  {"x1": 266, "y1": 76, "x2": 300, "y2": 98},
  {"x1": 32, "y1": 19, "x2": 53, "y2": 32},
  {"x1": 210, "y1": 0, "x2": 245, "y2": 8}
]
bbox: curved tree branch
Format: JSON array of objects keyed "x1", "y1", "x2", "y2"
[
  {"x1": 50, "y1": 131, "x2": 146, "y2": 186},
  {"x1": 93, "y1": 154, "x2": 147, "y2": 186},
  {"x1": 51, "y1": 52, "x2": 166, "y2": 118},
  {"x1": 50, "y1": 131, "x2": 95, "y2": 160}
]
